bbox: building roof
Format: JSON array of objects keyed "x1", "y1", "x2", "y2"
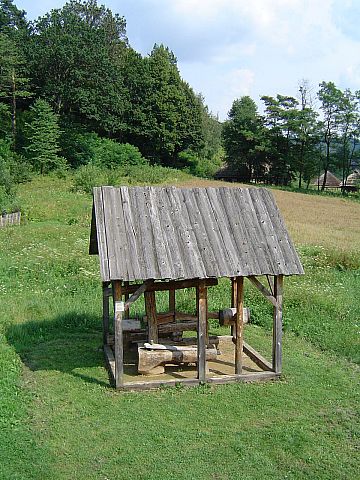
[
  {"x1": 312, "y1": 171, "x2": 341, "y2": 187},
  {"x1": 341, "y1": 169, "x2": 360, "y2": 186},
  {"x1": 90, "y1": 186, "x2": 304, "y2": 282}
]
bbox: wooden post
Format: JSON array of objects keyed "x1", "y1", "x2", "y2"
[
  {"x1": 197, "y1": 282, "x2": 207, "y2": 382},
  {"x1": 169, "y1": 288, "x2": 175, "y2": 314},
  {"x1": 112, "y1": 280, "x2": 124, "y2": 388},
  {"x1": 272, "y1": 275, "x2": 283, "y2": 374},
  {"x1": 235, "y1": 276, "x2": 244, "y2": 374},
  {"x1": 102, "y1": 282, "x2": 110, "y2": 345},
  {"x1": 231, "y1": 277, "x2": 237, "y2": 336},
  {"x1": 124, "y1": 281, "x2": 130, "y2": 320},
  {"x1": 145, "y1": 291, "x2": 158, "y2": 343}
]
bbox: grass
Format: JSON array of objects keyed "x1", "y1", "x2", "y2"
[{"x1": 0, "y1": 174, "x2": 359, "y2": 479}]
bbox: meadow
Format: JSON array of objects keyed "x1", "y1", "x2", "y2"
[{"x1": 0, "y1": 174, "x2": 359, "y2": 479}]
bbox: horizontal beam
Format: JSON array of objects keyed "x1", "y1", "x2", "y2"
[
  {"x1": 207, "y1": 371, "x2": 280, "y2": 384},
  {"x1": 248, "y1": 276, "x2": 278, "y2": 307},
  {"x1": 105, "y1": 278, "x2": 218, "y2": 296}
]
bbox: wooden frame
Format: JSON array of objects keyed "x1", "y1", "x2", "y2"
[{"x1": 102, "y1": 275, "x2": 284, "y2": 390}]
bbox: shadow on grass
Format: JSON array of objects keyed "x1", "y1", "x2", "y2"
[{"x1": 6, "y1": 312, "x2": 110, "y2": 388}]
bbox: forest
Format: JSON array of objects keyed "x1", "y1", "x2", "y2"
[{"x1": 1, "y1": 0, "x2": 360, "y2": 212}]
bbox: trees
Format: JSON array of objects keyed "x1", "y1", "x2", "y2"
[
  {"x1": 222, "y1": 96, "x2": 265, "y2": 182},
  {"x1": 0, "y1": 32, "x2": 31, "y2": 148},
  {"x1": 27, "y1": 0, "x2": 128, "y2": 136},
  {"x1": 317, "y1": 81, "x2": 343, "y2": 190},
  {"x1": 25, "y1": 99, "x2": 65, "y2": 174},
  {"x1": 140, "y1": 44, "x2": 203, "y2": 165}
]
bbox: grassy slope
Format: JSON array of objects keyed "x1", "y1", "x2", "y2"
[{"x1": 0, "y1": 175, "x2": 359, "y2": 479}]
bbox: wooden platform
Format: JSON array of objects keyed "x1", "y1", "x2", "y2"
[{"x1": 104, "y1": 336, "x2": 279, "y2": 390}]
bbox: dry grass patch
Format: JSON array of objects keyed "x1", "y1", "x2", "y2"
[{"x1": 175, "y1": 179, "x2": 360, "y2": 253}]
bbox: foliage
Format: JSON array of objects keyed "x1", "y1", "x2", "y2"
[
  {"x1": 223, "y1": 96, "x2": 266, "y2": 182},
  {"x1": 72, "y1": 162, "x2": 192, "y2": 193},
  {"x1": 25, "y1": 99, "x2": 66, "y2": 174},
  {"x1": 0, "y1": 32, "x2": 32, "y2": 147},
  {"x1": 27, "y1": 0, "x2": 128, "y2": 135}
]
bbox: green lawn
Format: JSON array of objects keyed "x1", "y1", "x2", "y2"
[{"x1": 0, "y1": 175, "x2": 359, "y2": 479}]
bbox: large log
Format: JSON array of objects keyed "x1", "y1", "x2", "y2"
[
  {"x1": 138, "y1": 344, "x2": 218, "y2": 375},
  {"x1": 219, "y1": 307, "x2": 250, "y2": 326}
]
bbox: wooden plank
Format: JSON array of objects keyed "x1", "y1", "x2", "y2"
[
  {"x1": 119, "y1": 188, "x2": 145, "y2": 280},
  {"x1": 120, "y1": 278, "x2": 218, "y2": 295},
  {"x1": 147, "y1": 187, "x2": 174, "y2": 279},
  {"x1": 208, "y1": 371, "x2": 280, "y2": 384},
  {"x1": 197, "y1": 282, "x2": 207, "y2": 382},
  {"x1": 234, "y1": 277, "x2": 244, "y2": 374},
  {"x1": 145, "y1": 290, "x2": 158, "y2": 343},
  {"x1": 102, "y1": 283, "x2": 110, "y2": 345},
  {"x1": 273, "y1": 275, "x2": 283, "y2": 373},
  {"x1": 92, "y1": 188, "x2": 110, "y2": 281},
  {"x1": 243, "y1": 341, "x2": 273, "y2": 372},
  {"x1": 166, "y1": 187, "x2": 206, "y2": 279},
  {"x1": 248, "y1": 276, "x2": 278, "y2": 307},
  {"x1": 122, "y1": 378, "x2": 200, "y2": 391},
  {"x1": 181, "y1": 188, "x2": 220, "y2": 277},
  {"x1": 113, "y1": 280, "x2": 124, "y2": 388}
]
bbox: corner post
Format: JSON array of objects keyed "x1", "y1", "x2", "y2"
[
  {"x1": 197, "y1": 281, "x2": 207, "y2": 383},
  {"x1": 272, "y1": 275, "x2": 283, "y2": 374},
  {"x1": 113, "y1": 280, "x2": 124, "y2": 388},
  {"x1": 235, "y1": 276, "x2": 244, "y2": 374},
  {"x1": 102, "y1": 282, "x2": 110, "y2": 346},
  {"x1": 231, "y1": 277, "x2": 238, "y2": 337}
]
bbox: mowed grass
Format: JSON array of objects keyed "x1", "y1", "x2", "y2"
[{"x1": 0, "y1": 174, "x2": 359, "y2": 479}]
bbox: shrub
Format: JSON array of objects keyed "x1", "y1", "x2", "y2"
[
  {"x1": 72, "y1": 164, "x2": 108, "y2": 194},
  {"x1": 179, "y1": 149, "x2": 224, "y2": 179},
  {"x1": 92, "y1": 139, "x2": 148, "y2": 169}
]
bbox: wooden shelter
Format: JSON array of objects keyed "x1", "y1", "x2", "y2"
[{"x1": 90, "y1": 186, "x2": 304, "y2": 390}]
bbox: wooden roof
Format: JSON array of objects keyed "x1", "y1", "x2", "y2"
[{"x1": 90, "y1": 186, "x2": 304, "y2": 282}]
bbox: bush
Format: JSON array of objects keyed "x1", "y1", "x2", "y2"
[
  {"x1": 61, "y1": 130, "x2": 148, "y2": 169},
  {"x1": 72, "y1": 164, "x2": 108, "y2": 194},
  {"x1": 179, "y1": 149, "x2": 224, "y2": 179},
  {"x1": 72, "y1": 163, "x2": 192, "y2": 194}
]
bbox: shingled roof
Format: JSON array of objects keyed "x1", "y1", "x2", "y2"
[{"x1": 89, "y1": 186, "x2": 304, "y2": 282}]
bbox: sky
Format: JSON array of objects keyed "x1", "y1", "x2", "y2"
[{"x1": 15, "y1": 0, "x2": 360, "y2": 120}]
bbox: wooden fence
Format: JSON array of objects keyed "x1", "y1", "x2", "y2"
[{"x1": 0, "y1": 211, "x2": 21, "y2": 228}]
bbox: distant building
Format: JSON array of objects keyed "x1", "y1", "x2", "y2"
[{"x1": 312, "y1": 171, "x2": 341, "y2": 189}]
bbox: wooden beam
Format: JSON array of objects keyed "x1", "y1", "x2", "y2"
[
  {"x1": 207, "y1": 371, "x2": 280, "y2": 384},
  {"x1": 106, "y1": 278, "x2": 218, "y2": 296},
  {"x1": 103, "y1": 344, "x2": 115, "y2": 385},
  {"x1": 169, "y1": 288, "x2": 175, "y2": 313},
  {"x1": 231, "y1": 277, "x2": 237, "y2": 337},
  {"x1": 197, "y1": 282, "x2": 207, "y2": 382},
  {"x1": 243, "y1": 341, "x2": 272, "y2": 372},
  {"x1": 234, "y1": 276, "x2": 244, "y2": 374},
  {"x1": 113, "y1": 280, "x2": 124, "y2": 388},
  {"x1": 102, "y1": 283, "x2": 110, "y2": 345},
  {"x1": 272, "y1": 275, "x2": 283, "y2": 374},
  {"x1": 145, "y1": 291, "x2": 158, "y2": 343},
  {"x1": 124, "y1": 281, "x2": 130, "y2": 320},
  {"x1": 248, "y1": 276, "x2": 278, "y2": 307},
  {"x1": 124, "y1": 281, "x2": 151, "y2": 312}
]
